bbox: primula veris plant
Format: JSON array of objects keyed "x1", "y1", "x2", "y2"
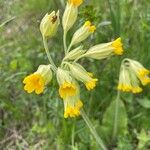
[
  {"x1": 22, "y1": 1, "x2": 150, "y2": 149},
  {"x1": 23, "y1": 0, "x2": 123, "y2": 118}
]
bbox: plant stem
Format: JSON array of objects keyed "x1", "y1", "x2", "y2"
[
  {"x1": 81, "y1": 109, "x2": 108, "y2": 150},
  {"x1": 43, "y1": 37, "x2": 57, "y2": 72},
  {"x1": 63, "y1": 31, "x2": 67, "y2": 55},
  {"x1": 71, "y1": 119, "x2": 75, "y2": 149},
  {"x1": 112, "y1": 91, "x2": 121, "y2": 140}
]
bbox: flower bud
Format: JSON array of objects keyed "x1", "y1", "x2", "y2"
[
  {"x1": 62, "y1": 0, "x2": 83, "y2": 33},
  {"x1": 63, "y1": 46, "x2": 86, "y2": 60},
  {"x1": 70, "y1": 21, "x2": 96, "y2": 46},
  {"x1": 40, "y1": 11, "x2": 60, "y2": 38},
  {"x1": 84, "y1": 38, "x2": 124, "y2": 60},
  {"x1": 67, "y1": 62, "x2": 98, "y2": 90}
]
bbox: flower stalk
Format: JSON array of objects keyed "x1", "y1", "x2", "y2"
[
  {"x1": 43, "y1": 37, "x2": 57, "y2": 72},
  {"x1": 112, "y1": 91, "x2": 121, "y2": 140},
  {"x1": 81, "y1": 109, "x2": 108, "y2": 150}
]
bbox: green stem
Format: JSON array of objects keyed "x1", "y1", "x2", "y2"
[
  {"x1": 71, "y1": 119, "x2": 75, "y2": 149},
  {"x1": 112, "y1": 91, "x2": 121, "y2": 140},
  {"x1": 67, "y1": 42, "x2": 73, "y2": 54},
  {"x1": 43, "y1": 37, "x2": 57, "y2": 72},
  {"x1": 81, "y1": 109, "x2": 108, "y2": 150},
  {"x1": 63, "y1": 31, "x2": 67, "y2": 55}
]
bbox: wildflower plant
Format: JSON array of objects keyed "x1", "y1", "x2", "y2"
[{"x1": 22, "y1": 0, "x2": 150, "y2": 149}]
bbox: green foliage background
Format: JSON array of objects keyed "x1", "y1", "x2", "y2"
[{"x1": 0, "y1": 0, "x2": 150, "y2": 149}]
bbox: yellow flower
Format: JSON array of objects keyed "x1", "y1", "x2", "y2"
[
  {"x1": 64, "y1": 97, "x2": 83, "y2": 118},
  {"x1": 57, "y1": 68, "x2": 77, "y2": 99},
  {"x1": 111, "y1": 38, "x2": 123, "y2": 55},
  {"x1": 23, "y1": 65, "x2": 52, "y2": 94},
  {"x1": 69, "y1": 21, "x2": 96, "y2": 47},
  {"x1": 118, "y1": 59, "x2": 150, "y2": 94},
  {"x1": 84, "y1": 21, "x2": 96, "y2": 33},
  {"x1": 127, "y1": 59, "x2": 150, "y2": 86},
  {"x1": 85, "y1": 79, "x2": 98, "y2": 91},
  {"x1": 84, "y1": 37, "x2": 124, "y2": 60},
  {"x1": 23, "y1": 74, "x2": 45, "y2": 94},
  {"x1": 59, "y1": 82, "x2": 77, "y2": 99},
  {"x1": 59, "y1": 80, "x2": 83, "y2": 118},
  {"x1": 68, "y1": 0, "x2": 83, "y2": 6},
  {"x1": 67, "y1": 62, "x2": 98, "y2": 90}
]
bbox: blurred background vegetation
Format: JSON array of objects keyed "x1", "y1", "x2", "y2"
[{"x1": 0, "y1": 0, "x2": 150, "y2": 149}]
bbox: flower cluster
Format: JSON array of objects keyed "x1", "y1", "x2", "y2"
[
  {"x1": 118, "y1": 59, "x2": 150, "y2": 93},
  {"x1": 23, "y1": 0, "x2": 125, "y2": 118}
]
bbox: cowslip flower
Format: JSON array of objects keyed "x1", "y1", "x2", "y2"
[
  {"x1": 70, "y1": 21, "x2": 96, "y2": 46},
  {"x1": 62, "y1": 0, "x2": 83, "y2": 33},
  {"x1": 63, "y1": 84, "x2": 83, "y2": 118},
  {"x1": 117, "y1": 65, "x2": 143, "y2": 93},
  {"x1": 23, "y1": 65, "x2": 52, "y2": 94},
  {"x1": 117, "y1": 59, "x2": 150, "y2": 93},
  {"x1": 40, "y1": 11, "x2": 60, "y2": 38},
  {"x1": 57, "y1": 68, "x2": 78, "y2": 99},
  {"x1": 128, "y1": 59, "x2": 150, "y2": 86},
  {"x1": 83, "y1": 38, "x2": 124, "y2": 60},
  {"x1": 67, "y1": 62, "x2": 98, "y2": 90}
]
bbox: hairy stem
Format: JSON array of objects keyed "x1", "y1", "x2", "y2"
[
  {"x1": 63, "y1": 31, "x2": 67, "y2": 55},
  {"x1": 113, "y1": 91, "x2": 121, "y2": 140},
  {"x1": 43, "y1": 37, "x2": 57, "y2": 72},
  {"x1": 81, "y1": 109, "x2": 108, "y2": 150}
]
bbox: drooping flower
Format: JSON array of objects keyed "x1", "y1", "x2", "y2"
[
  {"x1": 40, "y1": 11, "x2": 60, "y2": 38},
  {"x1": 62, "y1": 0, "x2": 83, "y2": 33},
  {"x1": 67, "y1": 62, "x2": 98, "y2": 90},
  {"x1": 117, "y1": 65, "x2": 142, "y2": 93},
  {"x1": 84, "y1": 38, "x2": 124, "y2": 60},
  {"x1": 70, "y1": 21, "x2": 96, "y2": 46},
  {"x1": 63, "y1": 83, "x2": 83, "y2": 118},
  {"x1": 23, "y1": 65, "x2": 52, "y2": 94},
  {"x1": 57, "y1": 68, "x2": 77, "y2": 99},
  {"x1": 128, "y1": 59, "x2": 150, "y2": 86},
  {"x1": 117, "y1": 59, "x2": 150, "y2": 94}
]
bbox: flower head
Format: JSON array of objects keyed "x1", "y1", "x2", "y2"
[
  {"x1": 117, "y1": 59, "x2": 150, "y2": 94},
  {"x1": 67, "y1": 62, "x2": 98, "y2": 90},
  {"x1": 70, "y1": 21, "x2": 96, "y2": 46},
  {"x1": 84, "y1": 37, "x2": 124, "y2": 60},
  {"x1": 40, "y1": 11, "x2": 60, "y2": 38},
  {"x1": 23, "y1": 65, "x2": 52, "y2": 94}
]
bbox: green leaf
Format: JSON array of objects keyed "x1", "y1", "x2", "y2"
[
  {"x1": 137, "y1": 98, "x2": 150, "y2": 109},
  {"x1": 102, "y1": 99, "x2": 128, "y2": 140}
]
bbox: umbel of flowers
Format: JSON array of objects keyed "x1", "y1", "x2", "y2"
[
  {"x1": 118, "y1": 58, "x2": 150, "y2": 93},
  {"x1": 23, "y1": 0, "x2": 125, "y2": 118}
]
